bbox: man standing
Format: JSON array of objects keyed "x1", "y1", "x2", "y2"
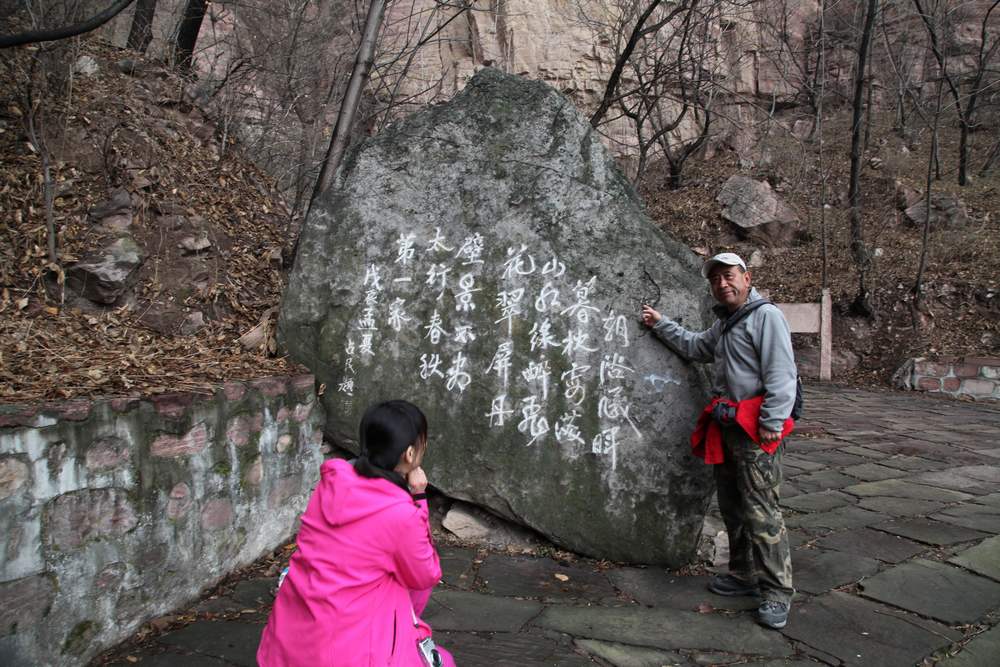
[{"x1": 641, "y1": 252, "x2": 797, "y2": 629}]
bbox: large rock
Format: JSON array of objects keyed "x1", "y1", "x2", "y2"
[
  {"x1": 716, "y1": 175, "x2": 799, "y2": 245},
  {"x1": 279, "y1": 68, "x2": 714, "y2": 565},
  {"x1": 903, "y1": 194, "x2": 969, "y2": 228}
]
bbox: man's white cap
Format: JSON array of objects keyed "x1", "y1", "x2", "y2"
[{"x1": 701, "y1": 252, "x2": 748, "y2": 278}]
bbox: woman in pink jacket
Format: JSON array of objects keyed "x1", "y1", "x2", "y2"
[{"x1": 257, "y1": 400, "x2": 455, "y2": 667}]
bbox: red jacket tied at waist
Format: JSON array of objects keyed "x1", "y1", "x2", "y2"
[{"x1": 691, "y1": 396, "x2": 795, "y2": 464}]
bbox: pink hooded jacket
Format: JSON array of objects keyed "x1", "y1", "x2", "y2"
[{"x1": 257, "y1": 458, "x2": 446, "y2": 666}]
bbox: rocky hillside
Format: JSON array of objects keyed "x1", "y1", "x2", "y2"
[
  {"x1": 1, "y1": 41, "x2": 298, "y2": 402},
  {"x1": 1, "y1": 32, "x2": 997, "y2": 404}
]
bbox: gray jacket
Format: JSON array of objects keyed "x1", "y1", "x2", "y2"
[{"x1": 652, "y1": 287, "x2": 797, "y2": 432}]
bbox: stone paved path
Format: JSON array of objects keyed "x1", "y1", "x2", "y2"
[{"x1": 93, "y1": 386, "x2": 1000, "y2": 666}]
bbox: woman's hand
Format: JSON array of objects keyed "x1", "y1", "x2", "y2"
[{"x1": 407, "y1": 466, "x2": 428, "y2": 494}]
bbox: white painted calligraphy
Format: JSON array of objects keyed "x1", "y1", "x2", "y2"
[
  {"x1": 486, "y1": 394, "x2": 514, "y2": 427},
  {"x1": 561, "y1": 276, "x2": 599, "y2": 324},
  {"x1": 494, "y1": 288, "x2": 525, "y2": 336},
  {"x1": 591, "y1": 427, "x2": 620, "y2": 470},
  {"x1": 598, "y1": 386, "x2": 642, "y2": 438},
  {"x1": 395, "y1": 233, "x2": 417, "y2": 266},
  {"x1": 363, "y1": 264, "x2": 383, "y2": 290},
  {"x1": 387, "y1": 298, "x2": 411, "y2": 332},
  {"x1": 529, "y1": 319, "x2": 561, "y2": 352},
  {"x1": 518, "y1": 396, "x2": 550, "y2": 446},
  {"x1": 599, "y1": 353, "x2": 635, "y2": 385},
  {"x1": 602, "y1": 311, "x2": 629, "y2": 348},
  {"x1": 541, "y1": 255, "x2": 566, "y2": 278},
  {"x1": 534, "y1": 282, "x2": 561, "y2": 313},
  {"x1": 555, "y1": 410, "x2": 585, "y2": 445},
  {"x1": 521, "y1": 360, "x2": 552, "y2": 400},
  {"x1": 486, "y1": 341, "x2": 514, "y2": 385},
  {"x1": 446, "y1": 352, "x2": 472, "y2": 393},
  {"x1": 455, "y1": 273, "x2": 480, "y2": 312},
  {"x1": 419, "y1": 353, "x2": 445, "y2": 380},
  {"x1": 425, "y1": 263, "x2": 450, "y2": 298},
  {"x1": 455, "y1": 234, "x2": 485, "y2": 266},
  {"x1": 428, "y1": 227, "x2": 454, "y2": 253},
  {"x1": 423, "y1": 309, "x2": 450, "y2": 345},
  {"x1": 501, "y1": 244, "x2": 537, "y2": 280},
  {"x1": 561, "y1": 363, "x2": 591, "y2": 406},
  {"x1": 454, "y1": 324, "x2": 476, "y2": 345},
  {"x1": 561, "y1": 328, "x2": 598, "y2": 357}
]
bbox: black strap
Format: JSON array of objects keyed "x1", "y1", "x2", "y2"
[{"x1": 720, "y1": 299, "x2": 773, "y2": 337}]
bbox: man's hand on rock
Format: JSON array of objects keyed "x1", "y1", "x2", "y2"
[
  {"x1": 759, "y1": 429, "x2": 783, "y2": 445},
  {"x1": 641, "y1": 305, "x2": 662, "y2": 328}
]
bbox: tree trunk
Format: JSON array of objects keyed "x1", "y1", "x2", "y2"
[
  {"x1": 175, "y1": 0, "x2": 207, "y2": 71},
  {"x1": 127, "y1": 0, "x2": 157, "y2": 53},
  {"x1": 309, "y1": 0, "x2": 387, "y2": 206},
  {"x1": 847, "y1": 0, "x2": 878, "y2": 317}
]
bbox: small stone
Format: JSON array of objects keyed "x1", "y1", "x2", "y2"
[
  {"x1": 179, "y1": 311, "x2": 205, "y2": 335},
  {"x1": 0, "y1": 456, "x2": 29, "y2": 500},
  {"x1": 151, "y1": 423, "x2": 209, "y2": 457},
  {"x1": 74, "y1": 55, "x2": 99, "y2": 76},
  {"x1": 275, "y1": 434, "x2": 293, "y2": 453},
  {"x1": 201, "y1": 498, "x2": 234, "y2": 531},
  {"x1": 179, "y1": 235, "x2": 212, "y2": 254},
  {"x1": 85, "y1": 437, "x2": 131, "y2": 471},
  {"x1": 166, "y1": 482, "x2": 192, "y2": 519}
]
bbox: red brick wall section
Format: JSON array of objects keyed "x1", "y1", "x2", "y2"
[{"x1": 905, "y1": 357, "x2": 1000, "y2": 400}]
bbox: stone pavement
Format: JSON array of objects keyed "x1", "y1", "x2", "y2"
[{"x1": 92, "y1": 385, "x2": 1000, "y2": 667}]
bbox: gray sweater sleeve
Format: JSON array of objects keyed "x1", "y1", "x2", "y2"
[
  {"x1": 651, "y1": 315, "x2": 720, "y2": 363},
  {"x1": 754, "y1": 306, "x2": 797, "y2": 431}
]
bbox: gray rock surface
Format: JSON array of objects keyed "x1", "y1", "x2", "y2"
[
  {"x1": 279, "y1": 68, "x2": 714, "y2": 564},
  {"x1": 716, "y1": 175, "x2": 799, "y2": 246},
  {"x1": 904, "y1": 194, "x2": 969, "y2": 228},
  {"x1": 66, "y1": 236, "x2": 144, "y2": 304}
]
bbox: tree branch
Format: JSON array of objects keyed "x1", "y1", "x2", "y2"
[{"x1": 0, "y1": 0, "x2": 136, "y2": 49}]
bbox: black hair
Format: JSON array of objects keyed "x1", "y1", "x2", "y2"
[{"x1": 353, "y1": 400, "x2": 428, "y2": 490}]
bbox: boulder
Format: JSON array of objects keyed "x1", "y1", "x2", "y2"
[
  {"x1": 89, "y1": 188, "x2": 133, "y2": 232},
  {"x1": 66, "y1": 237, "x2": 144, "y2": 305},
  {"x1": 904, "y1": 194, "x2": 969, "y2": 228},
  {"x1": 717, "y1": 175, "x2": 799, "y2": 246},
  {"x1": 279, "y1": 68, "x2": 714, "y2": 565}
]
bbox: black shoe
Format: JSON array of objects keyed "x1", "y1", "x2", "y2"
[
  {"x1": 758, "y1": 599, "x2": 790, "y2": 629},
  {"x1": 707, "y1": 574, "x2": 757, "y2": 597}
]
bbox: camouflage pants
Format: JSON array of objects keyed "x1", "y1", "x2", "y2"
[{"x1": 714, "y1": 424, "x2": 794, "y2": 604}]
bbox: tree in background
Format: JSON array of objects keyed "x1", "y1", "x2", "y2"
[
  {"x1": 127, "y1": 0, "x2": 157, "y2": 53},
  {"x1": 910, "y1": 0, "x2": 999, "y2": 186}
]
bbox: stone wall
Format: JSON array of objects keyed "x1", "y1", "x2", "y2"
[
  {"x1": 896, "y1": 357, "x2": 1000, "y2": 400},
  {"x1": 0, "y1": 375, "x2": 324, "y2": 667}
]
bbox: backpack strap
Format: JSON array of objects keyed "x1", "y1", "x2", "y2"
[{"x1": 720, "y1": 298, "x2": 773, "y2": 337}]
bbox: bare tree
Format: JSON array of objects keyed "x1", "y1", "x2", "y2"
[
  {"x1": 0, "y1": 0, "x2": 136, "y2": 48},
  {"x1": 175, "y1": 0, "x2": 208, "y2": 71},
  {"x1": 911, "y1": 0, "x2": 1000, "y2": 185},
  {"x1": 127, "y1": 0, "x2": 158, "y2": 53},
  {"x1": 847, "y1": 0, "x2": 879, "y2": 317}
]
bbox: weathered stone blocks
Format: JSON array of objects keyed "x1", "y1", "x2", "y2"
[
  {"x1": 45, "y1": 488, "x2": 138, "y2": 550},
  {"x1": 151, "y1": 423, "x2": 209, "y2": 457},
  {"x1": 200, "y1": 498, "x2": 234, "y2": 531},
  {"x1": 0, "y1": 374, "x2": 324, "y2": 666},
  {"x1": 897, "y1": 357, "x2": 1000, "y2": 400},
  {"x1": 0, "y1": 456, "x2": 29, "y2": 500},
  {"x1": 85, "y1": 437, "x2": 131, "y2": 471},
  {"x1": 0, "y1": 574, "x2": 55, "y2": 635}
]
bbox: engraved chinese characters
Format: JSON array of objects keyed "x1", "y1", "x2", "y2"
[{"x1": 339, "y1": 229, "x2": 639, "y2": 470}]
